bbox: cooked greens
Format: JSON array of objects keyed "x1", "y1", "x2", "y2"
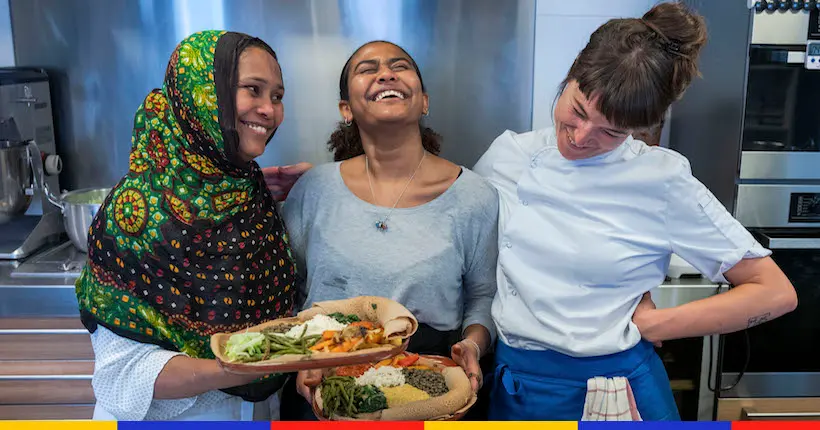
[
  {"x1": 223, "y1": 325, "x2": 321, "y2": 362},
  {"x1": 327, "y1": 312, "x2": 361, "y2": 325},
  {"x1": 356, "y1": 384, "x2": 388, "y2": 413},
  {"x1": 320, "y1": 376, "x2": 387, "y2": 417}
]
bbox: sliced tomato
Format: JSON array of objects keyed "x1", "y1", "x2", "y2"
[{"x1": 395, "y1": 353, "x2": 420, "y2": 367}]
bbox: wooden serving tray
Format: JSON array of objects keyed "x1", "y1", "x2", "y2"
[{"x1": 211, "y1": 297, "x2": 417, "y2": 374}]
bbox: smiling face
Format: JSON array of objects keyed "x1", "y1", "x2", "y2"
[
  {"x1": 234, "y1": 46, "x2": 284, "y2": 162},
  {"x1": 339, "y1": 42, "x2": 428, "y2": 128},
  {"x1": 553, "y1": 80, "x2": 632, "y2": 160}
]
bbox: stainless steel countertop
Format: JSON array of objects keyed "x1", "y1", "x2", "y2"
[
  {"x1": 0, "y1": 259, "x2": 82, "y2": 317},
  {"x1": 0, "y1": 241, "x2": 85, "y2": 317}
]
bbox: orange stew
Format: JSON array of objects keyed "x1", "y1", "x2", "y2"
[{"x1": 334, "y1": 363, "x2": 372, "y2": 377}]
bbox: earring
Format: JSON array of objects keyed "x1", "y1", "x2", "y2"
[
  {"x1": 344, "y1": 118, "x2": 352, "y2": 127},
  {"x1": 423, "y1": 110, "x2": 429, "y2": 116}
]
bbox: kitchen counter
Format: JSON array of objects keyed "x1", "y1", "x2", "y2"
[{"x1": 0, "y1": 241, "x2": 84, "y2": 318}]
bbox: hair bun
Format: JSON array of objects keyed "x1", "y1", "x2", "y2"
[
  {"x1": 642, "y1": 2, "x2": 707, "y2": 59},
  {"x1": 642, "y1": 1, "x2": 708, "y2": 98}
]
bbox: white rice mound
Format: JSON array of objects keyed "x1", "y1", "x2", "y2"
[
  {"x1": 355, "y1": 366, "x2": 405, "y2": 388},
  {"x1": 285, "y1": 314, "x2": 347, "y2": 338}
]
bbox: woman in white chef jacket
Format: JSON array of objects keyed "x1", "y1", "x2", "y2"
[{"x1": 472, "y1": 2, "x2": 797, "y2": 421}]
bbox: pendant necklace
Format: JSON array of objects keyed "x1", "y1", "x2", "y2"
[{"x1": 366, "y1": 150, "x2": 427, "y2": 232}]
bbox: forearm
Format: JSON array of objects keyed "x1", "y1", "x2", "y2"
[
  {"x1": 154, "y1": 355, "x2": 257, "y2": 399},
  {"x1": 640, "y1": 281, "x2": 796, "y2": 342},
  {"x1": 462, "y1": 324, "x2": 491, "y2": 358}
]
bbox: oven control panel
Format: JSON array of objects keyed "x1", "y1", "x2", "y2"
[
  {"x1": 806, "y1": 41, "x2": 820, "y2": 69},
  {"x1": 790, "y1": 193, "x2": 820, "y2": 222}
]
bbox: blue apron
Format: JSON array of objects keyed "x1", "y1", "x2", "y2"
[{"x1": 488, "y1": 340, "x2": 680, "y2": 421}]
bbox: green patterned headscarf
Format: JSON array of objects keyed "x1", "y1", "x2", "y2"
[{"x1": 75, "y1": 30, "x2": 296, "y2": 401}]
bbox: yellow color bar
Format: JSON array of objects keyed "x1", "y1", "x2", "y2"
[
  {"x1": 426, "y1": 422, "x2": 577, "y2": 430},
  {"x1": 0, "y1": 421, "x2": 116, "y2": 430}
]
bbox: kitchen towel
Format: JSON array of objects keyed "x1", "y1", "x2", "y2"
[{"x1": 581, "y1": 376, "x2": 643, "y2": 421}]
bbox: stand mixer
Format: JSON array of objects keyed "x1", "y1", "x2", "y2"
[{"x1": 0, "y1": 68, "x2": 65, "y2": 260}]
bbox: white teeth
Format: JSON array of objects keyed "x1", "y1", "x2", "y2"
[
  {"x1": 374, "y1": 90, "x2": 405, "y2": 101},
  {"x1": 244, "y1": 122, "x2": 268, "y2": 135}
]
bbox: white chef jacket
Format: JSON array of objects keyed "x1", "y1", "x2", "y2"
[{"x1": 472, "y1": 127, "x2": 770, "y2": 357}]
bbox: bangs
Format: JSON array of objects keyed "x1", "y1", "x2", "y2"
[{"x1": 568, "y1": 27, "x2": 676, "y2": 131}]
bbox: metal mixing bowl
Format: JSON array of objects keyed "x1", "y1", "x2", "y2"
[{"x1": 59, "y1": 188, "x2": 111, "y2": 252}]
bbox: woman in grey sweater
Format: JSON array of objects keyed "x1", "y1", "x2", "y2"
[{"x1": 278, "y1": 40, "x2": 498, "y2": 418}]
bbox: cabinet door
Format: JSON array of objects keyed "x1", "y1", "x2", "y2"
[{"x1": 0, "y1": 317, "x2": 95, "y2": 420}]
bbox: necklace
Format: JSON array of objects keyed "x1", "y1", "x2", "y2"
[{"x1": 365, "y1": 150, "x2": 427, "y2": 232}]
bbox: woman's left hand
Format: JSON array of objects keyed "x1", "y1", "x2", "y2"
[
  {"x1": 451, "y1": 339, "x2": 482, "y2": 392},
  {"x1": 632, "y1": 292, "x2": 663, "y2": 348},
  {"x1": 261, "y1": 163, "x2": 313, "y2": 201}
]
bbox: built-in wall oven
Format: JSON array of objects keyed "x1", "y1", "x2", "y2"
[
  {"x1": 717, "y1": 6, "x2": 820, "y2": 421},
  {"x1": 740, "y1": 7, "x2": 820, "y2": 180},
  {"x1": 718, "y1": 184, "x2": 820, "y2": 420}
]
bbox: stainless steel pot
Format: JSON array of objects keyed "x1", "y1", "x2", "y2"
[
  {"x1": 0, "y1": 140, "x2": 33, "y2": 223},
  {"x1": 57, "y1": 188, "x2": 111, "y2": 252}
]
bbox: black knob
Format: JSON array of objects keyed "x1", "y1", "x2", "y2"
[
  {"x1": 767, "y1": 0, "x2": 780, "y2": 11},
  {"x1": 755, "y1": 0, "x2": 765, "y2": 11},
  {"x1": 780, "y1": 0, "x2": 792, "y2": 10},
  {"x1": 805, "y1": 0, "x2": 814, "y2": 9},
  {"x1": 793, "y1": 0, "x2": 805, "y2": 10}
]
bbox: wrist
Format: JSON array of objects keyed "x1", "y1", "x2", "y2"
[
  {"x1": 639, "y1": 307, "x2": 674, "y2": 343},
  {"x1": 461, "y1": 338, "x2": 482, "y2": 359}
]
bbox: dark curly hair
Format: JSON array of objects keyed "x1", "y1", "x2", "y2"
[{"x1": 327, "y1": 41, "x2": 441, "y2": 161}]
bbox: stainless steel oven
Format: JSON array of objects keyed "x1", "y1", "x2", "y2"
[
  {"x1": 740, "y1": 9, "x2": 820, "y2": 181},
  {"x1": 719, "y1": 9, "x2": 820, "y2": 414},
  {"x1": 719, "y1": 185, "x2": 820, "y2": 401}
]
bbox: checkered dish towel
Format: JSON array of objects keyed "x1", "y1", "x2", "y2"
[{"x1": 581, "y1": 376, "x2": 643, "y2": 421}]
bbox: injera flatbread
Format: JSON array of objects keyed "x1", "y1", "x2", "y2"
[
  {"x1": 298, "y1": 296, "x2": 418, "y2": 338},
  {"x1": 211, "y1": 296, "x2": 417, "y2": 366},
  {"x1": 314, "y1": 357, "x2": 474, "y2": 421}
]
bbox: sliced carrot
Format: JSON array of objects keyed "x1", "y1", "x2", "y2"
[
  {"x1": 321, "y1": 330, "x2": 337, "y2": 340},
  {"x1": 309, "y1": 339, "x2": 334, "y2": 351},
  {"x1": 331, "y1": 339, "x2": 357, "y2": 353}
]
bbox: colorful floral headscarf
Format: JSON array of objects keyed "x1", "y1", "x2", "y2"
[{"x1": 75, "y1": 30, "x2": 296, "y2": 401}]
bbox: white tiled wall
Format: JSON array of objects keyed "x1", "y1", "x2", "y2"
[{"x1": 531, "y1": 0, "x2": 660, "y2": 129}]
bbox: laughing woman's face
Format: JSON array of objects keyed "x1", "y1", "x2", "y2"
[
  {"x1": 553, "y1": 80, "x2": 631, "y2": 160},
  {"x1": 234, "y1": 47, "x2": 284, "y2": 162}
]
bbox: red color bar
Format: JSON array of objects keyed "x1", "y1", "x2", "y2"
[
  {"x1": 734, "y1": 423, "x2": 820, "y2": 430},
  {"x1": 273, "y1": 422, "x2": 425, "y2": 430}
]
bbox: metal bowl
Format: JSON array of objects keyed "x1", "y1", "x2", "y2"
[{"x1": 60, "y1": 188, "x2": 111, "y2": 252}]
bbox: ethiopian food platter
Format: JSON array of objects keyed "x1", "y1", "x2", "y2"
[
  {"x1": 312, "y1": 353, "x2": 477, "y2": 421},
  {"x1": 211, "y1": 296, "x2": 418, "y2": 373}
]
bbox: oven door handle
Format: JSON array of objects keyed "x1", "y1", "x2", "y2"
[
  {"x1": 742, "y1": 408, "x2": 820, "y2": 421},
  {"x1": 756, "y1": 233, "x2": 820, "y2": 250}
]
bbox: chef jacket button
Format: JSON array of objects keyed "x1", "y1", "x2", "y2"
[
  {"x1": 505, "y1": 242, "x2": 513, "y2": 249},
  {"x1": 521, "y1": 200, "x2": 529, "y2": 206},
  {"x1": 530, "y1": 160, "x2": 538, "y2": 168},
  {"x1": 511, "y1": 289, "x2": 518, "y2": 296}
]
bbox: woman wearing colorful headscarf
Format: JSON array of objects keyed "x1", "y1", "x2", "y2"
[{"x1": 75, "y1": 30, "x2": 296, "y2": 421}]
